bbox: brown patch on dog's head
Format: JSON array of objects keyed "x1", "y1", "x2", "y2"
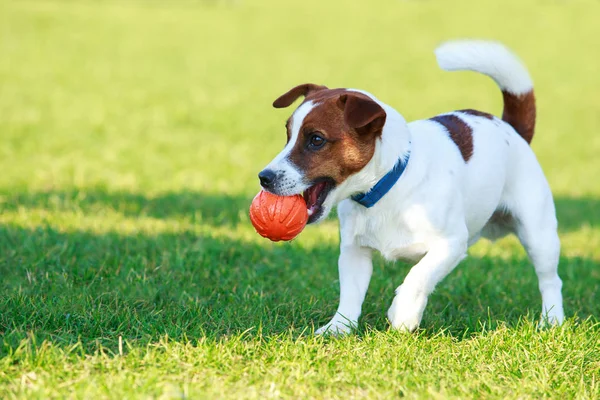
[
  {"x1": 429, "y1": 114, "x2": 473, "y2": 162},
  {"x1": 273, "y1": 85, "x2": 386, "y2": 186}
]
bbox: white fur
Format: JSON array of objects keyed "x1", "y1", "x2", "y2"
[
  {"x1": 314, "y1": 40, "x2": 564, "y2": 335},
  {"x1": 435, "y1": 40, "x2": 533, "y2": 95}
]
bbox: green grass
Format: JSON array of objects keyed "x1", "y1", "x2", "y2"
[{"x1": 1, "y1": 0, "x2": 599, "y2": 398}]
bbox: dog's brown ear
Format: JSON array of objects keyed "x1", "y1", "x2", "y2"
[
  {"x1": 273, "y1": 83, "x2": 328, "y2": 108},
  {"x1": 337, "y1": 93, "x2": 386, "y2": 130}
]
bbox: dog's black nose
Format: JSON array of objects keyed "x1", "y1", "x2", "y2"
[{"x1": 258, "y1": 169, "x2": 276, "y2": 189}]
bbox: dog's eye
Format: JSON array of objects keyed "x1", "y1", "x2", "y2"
[{"x1": 308, "y1": 134, "x2": 326, "y2": 150}]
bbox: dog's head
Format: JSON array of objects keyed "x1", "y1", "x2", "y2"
[{"x1": 259, "y1": 83, "x2": 387, "y2": 224}]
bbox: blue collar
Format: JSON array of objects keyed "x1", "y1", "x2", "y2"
[{"x1": 351, "y1": 150, "x2": 410, "y2": 208}]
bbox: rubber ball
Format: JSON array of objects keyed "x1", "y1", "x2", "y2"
[{"x1": 249, "y1": 190, "x2": 308, "y2": 242}]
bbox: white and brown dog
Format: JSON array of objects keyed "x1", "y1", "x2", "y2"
[{"x1": 259, "y1": 40, "x2": 564, "y2": 334}]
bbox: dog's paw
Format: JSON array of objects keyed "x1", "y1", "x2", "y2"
[
  {"x1": 315, "y1": 319, "x2": 356, "y2": 336},
  {"x1": 538, "y1": 306, "x2": 565, "y2": 328},
  {"x1": 387, "y1": 286, "x2": 427, "y2": 332}
]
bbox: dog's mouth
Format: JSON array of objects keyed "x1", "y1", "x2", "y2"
[{"x1": 303, "y1": 179, "x2": 335, "y2": 224}]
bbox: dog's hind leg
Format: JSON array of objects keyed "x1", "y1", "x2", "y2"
[
  {"x1": 504, "y1": 169, "x2": 565, "y2": 325},
  {"x1": 315, "y1": 245, "x2": 373, "y2": 335},
  {"x1": 513, "y1": 203, "x2": 564, "y2": 325}
]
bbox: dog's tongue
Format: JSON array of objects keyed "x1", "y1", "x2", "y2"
[{"x1": 304, "y1": 182, "x2": 326, "y2": 209}]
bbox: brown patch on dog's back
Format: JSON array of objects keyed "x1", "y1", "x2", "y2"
[
  {"x1": 430, "y1": 114, "x2": 473, "y2": 162},
  {"x1": 502, "y1": 90, "x2": 536, "y2": 144},
  {"x1": 458, "y1": 109, "x2": 494, "y2": 119}
]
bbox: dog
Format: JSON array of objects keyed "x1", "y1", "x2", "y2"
[{"x1": 258, "y1": 40, "x2": 565, "y2": 334}]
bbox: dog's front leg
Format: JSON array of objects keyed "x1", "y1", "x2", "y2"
[
  {"x1": 315, "y1": 245, "x2": 373, "y2": 335},
  {"x1": 388, "y1": 236, "x2": 467, "y2": 332}
]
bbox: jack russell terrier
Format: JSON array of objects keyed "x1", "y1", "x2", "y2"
[{"x1": 258, "y1": 40, "x2": 565, "y2": 334}]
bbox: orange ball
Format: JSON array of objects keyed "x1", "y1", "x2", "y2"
[{"x1": 249, "y1": 190, "x2": 308, "y2": 242}]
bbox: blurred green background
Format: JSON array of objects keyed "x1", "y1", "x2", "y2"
[{"x1": 0, "y1": 0, "x2": 598, "y2": 398}]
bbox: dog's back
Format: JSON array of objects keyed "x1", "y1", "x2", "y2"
[{"x1": 404, "y1": 41, "x2": 554, "y2": 243}]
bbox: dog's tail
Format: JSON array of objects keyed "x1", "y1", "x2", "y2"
[{"x1": 435, "y1": 40, "x2": 536, "y2": 144}]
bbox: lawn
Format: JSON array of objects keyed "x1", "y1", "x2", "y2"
[{"x1": 0, "y1": 0, "x2": 599, "y2": 398}]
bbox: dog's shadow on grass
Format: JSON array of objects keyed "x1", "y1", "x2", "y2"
[
  {"x1": 2, "y1": 223, "x2": 597, "y2": 352},
  {"x1": 2, "y1": 190, "x2": 596, "y2": 231},
  {"x1": 0, "y1": 188, "x2": 253, "y2": 227},
  {"x1": 0, "y1": 222, "x2": 341, "y2": 354},
  {"x1": 0, "y1": 190, "x2": 598, "y2": 353}
]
